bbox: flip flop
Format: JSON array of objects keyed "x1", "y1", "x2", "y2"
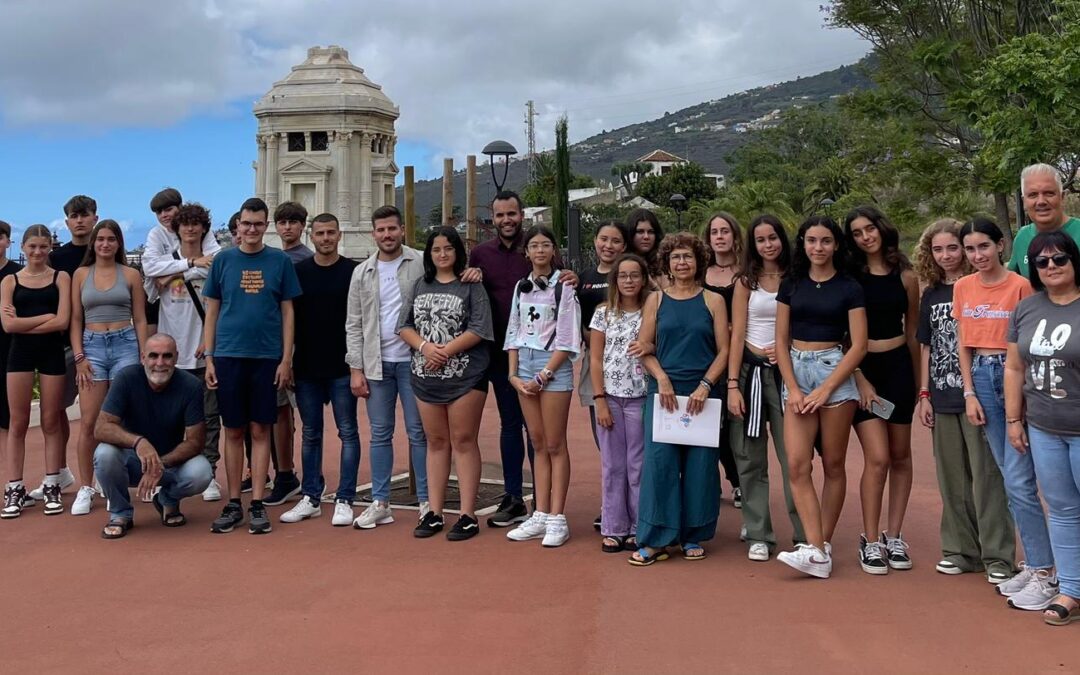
[
  {"x1": 152, "y1": 493, "x2": 187, "y2": 528},
  {"x1": 682, "y1": 543, "x2": 706, "y2": 560},
  {"x1": 1044, "y1": 598, "x2": 1080, "y2": 626},
  {"x1": 101, "y1": 519, "x2": 133, "y2": 540},
  {"x1": 628, "y1": 547, "x2": 669, "y2": 567}
]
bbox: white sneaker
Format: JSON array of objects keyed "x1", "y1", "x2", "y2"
[
  {"x1": 202, "y1": 479, "x2": 222, "y2": 502},
  {"x1": 748, "y1": 542, "x2": 770, "y2": 561},
  {"x1": 541, "y1": 514, "x2": 570, "y2": 548},
  {"x1": 825, "y1": 541, "x2": 833, "y2": 557},
  {"x1": 777, "y1": 544, "x2": 832, "y2": 578},
  {"x1": 29, "y1": 467, "x2": 76, "y2": 500},
  {"x1": 997, "y1": 563, "x2": 1035, "y2": 596},
  {"x1": 1007, "y1": 569, "x2": 1059, "y2": 611},
  {"x1": 70, "y1": 485, "x2": 95, "y2": 515},
  {"x1": 507, "y1": 510, "x2": 548, "y2": 541},
  {"x1": 739, "y1": 525, "x2": 747, "y2": 542},
  {"x1": 332, "y1": 501, "x2": 354, "y2": 526},
  {"x1": 280, "y1": 496, "x2": 321, "y2": 523},
  {"x1": 352, "y1": 501, "x2": 394, "y2": 529},
  {"x1": 418, "y1": 501, "x2": 431, "y2": 520}
]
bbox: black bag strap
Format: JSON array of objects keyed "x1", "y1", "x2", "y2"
[{"x1": 172, "y1": 251, "x2": 205, "y2": 323}]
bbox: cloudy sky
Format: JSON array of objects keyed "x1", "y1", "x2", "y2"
[{"x1": 0, "y1": 0, "x2": 867, "y2": 246}]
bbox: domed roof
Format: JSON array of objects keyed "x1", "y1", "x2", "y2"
[{"x1": 254, "y1": 45, "x2": 398, "y2": 119}]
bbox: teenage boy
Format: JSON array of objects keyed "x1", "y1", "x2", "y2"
[
  {"x1": 346, "y1": 205, "x2": 428, "y2": 528},
  {"x1": 280, "y1": 213, "x2": 361, "y2": 526},
  {"x1": 203, "y1": 197, "x2": 301, "y2": 535},
  {"x1": 261, "y1": 201, "x2": 312, "y2": 505},
  {"x1": 142, "y1": 188, "x2": 221, "y2": 334}
]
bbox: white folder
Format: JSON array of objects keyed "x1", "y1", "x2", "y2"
[{"x1": 651, "y1": 395, "x2": 723, "y2": 447}]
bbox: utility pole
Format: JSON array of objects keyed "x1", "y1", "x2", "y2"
[{"x1": 525, "y1": 100, "x2": 537, "y2": 182}]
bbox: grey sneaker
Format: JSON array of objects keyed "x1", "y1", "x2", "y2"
[
  {"x1": 352, "y1": 501, "x2": 394, "y2": 529},
  {"x1": 248, "y1": 503, "x2": 272, "y2": 534},
  {"x1": 1007, "y1": 569, "x2": 1059, "y2": 611},
  {"x1": 997, "y1": 563, "x2": 1036, "y2": 596}
]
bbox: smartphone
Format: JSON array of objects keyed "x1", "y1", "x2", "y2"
[{"x1": 869, "y1": 397, "x2": 895, "y2": 420}]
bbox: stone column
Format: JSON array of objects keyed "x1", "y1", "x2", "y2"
[
  {"x1": 255, "y1": 134, "x2": 267, "y2": 199},
  {"x1": 334, "y1": 131, "x2": 352, "y2": 224},
  {"x1": 359, "y1": 131, "x2": 373, "y2": 226},
  {"x1": 265, "y1": 133, "x2": 280, "y2": 210}
]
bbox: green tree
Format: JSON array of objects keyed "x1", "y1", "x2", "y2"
[
  {"x1": 611, "y1": 161, "x2": 651, "y2": 197},
  {"x1": 521, "y1": 149, "x2": 595, "y2": 208},
  {"x1": 636, "y1": 161, "x2": 719, "y2": 207},
  {"x1": 553, "y1": 116, "x2": 571, "y2": 242},
  {"x1": 427, "y1": 203, "x2": 462, "y2": 227}
]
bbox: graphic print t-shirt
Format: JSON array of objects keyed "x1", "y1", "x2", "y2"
[
  {"x1": 399, "y1": 278, "x2": 493, "y2": 385},
  {"x1": 916, "y1": 283, "x2": 964, "y2": 414},
  {"x1": 158, "y1": 270, "x2": 207, "y2": 370},
  {"x1": 952, "y1": 272, "x2": 1032, "y2": 350},
  {"x1": 1007, "y1": 292, "x2": 1080, "y2": 435},
  {"x1": 578, "y1": 267, "x2": 610, "y2": 335},
  {"x1": 202, "y1": 246, "x2": 302, "y2": 360}
]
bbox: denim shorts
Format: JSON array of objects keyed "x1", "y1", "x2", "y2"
[
  {"x1": 786, "y1": 346, "x2": 859, "y2": 406},
  {"x1": 516, "y1": 347, "x2": 574, "y2": 392},
  {"x1": 83, "y1": 326, "x2": 140, "y2": 382}
]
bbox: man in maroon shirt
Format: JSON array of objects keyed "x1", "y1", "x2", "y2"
[{"x1": 463, "y1": 191, "x2": 576, "y2": 527}]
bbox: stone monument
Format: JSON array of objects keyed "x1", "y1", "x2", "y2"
[{"x1": 253, "y1": 45, "x2": 399, "y2": 258}]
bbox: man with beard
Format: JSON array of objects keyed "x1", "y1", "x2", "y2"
[
  {"x1": 1008, "y1": 163, "x2": 1080, "y2": 277},
  {"x1": 93, "y1": 333, "x2": 212, "y2": 539},
  {"x1": 462, "y1": 191, "x2": 578, "y2": 527},
  {"x1": 346, "y1": 205, "x2": 429, "y2": 529}
]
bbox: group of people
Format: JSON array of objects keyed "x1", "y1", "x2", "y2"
[{"x1": 2, "y1": 162, "x2": 1079, "y2": 628}]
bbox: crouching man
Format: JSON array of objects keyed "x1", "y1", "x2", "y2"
[{"x1": 94, "y1": 333, "x2": 211, "y2": 538}]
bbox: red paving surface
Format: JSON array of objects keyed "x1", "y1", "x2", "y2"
[{"x1": 1, "y1": 392, "x2": 1077, "y2": 674}]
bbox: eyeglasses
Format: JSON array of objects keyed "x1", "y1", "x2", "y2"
[
  {"x1": 238, "y1": 221, "x2": 267, "y2": 230},
  {"x1": 617, "y1": 273, "x2": 643, "y2": 281},
  {"x1": 1034, "y1": 253, "x2": 1071, "y2": 269},
  {"x1": 527, "y1": 242, "x2": 554, "y2": 252}
]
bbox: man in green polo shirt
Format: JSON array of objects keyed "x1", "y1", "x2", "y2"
[{"x1": 1008, "y1": 162, "x2": 1080, "y2": 277}]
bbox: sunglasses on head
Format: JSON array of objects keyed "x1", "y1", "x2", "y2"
[{"x1": 1034, "y1": 253, "x2": 1071, "y2": 269}]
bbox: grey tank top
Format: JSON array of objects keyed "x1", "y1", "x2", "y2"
[{"x1": 81, "y1": 266, "x2": 133, "y2": 323}]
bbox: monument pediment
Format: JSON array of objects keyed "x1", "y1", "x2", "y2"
[{"x1": 280, "y1": 157, "x2": 331, "y2": 175}]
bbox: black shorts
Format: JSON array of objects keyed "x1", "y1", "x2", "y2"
[
  {"x1": 145, "y1": 298, "x2": 160, "y2": 325},
  {"x1": 214, "y1": 356, "x2": 279, "y2": 428},
  {"x1": 7, "y1": 334, "x2": 66, "y2": 377},
  {"x1": 853, "y1": 345, "x2": 916, "y2": 425}
]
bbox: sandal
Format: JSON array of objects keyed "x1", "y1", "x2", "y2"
[
  {"x1": 152, "y1": 493, "x2": 187, "y2": 528},
  {"x1": 602, "y1": 536, "x2": 626, "y2": 553},
  {"x1": 628, "y1": 547, "x2": 670, "y2": 567},
  {"x1": 101, "y1": 519, "x2": 133, "y2": 539},
  {"x1": 624, "y1": 536, "x2": 637, "y2": 551},
  {"x1": 682, "y1": 543, "x2": 706, "y2": 560},
  {"x1": 1044, "y1": 596, "x2": 1080, "y2": 626}
]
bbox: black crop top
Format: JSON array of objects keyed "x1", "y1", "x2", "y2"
[
  {"x1": 703, "y1": 281, "x2": 734, "y2": 322},
  {"x1": 859, "y1": 270, "x2": 907, "y2": 340},
  {"x1": 777, "y1": 273, "x2": 865, "y2": 343}
]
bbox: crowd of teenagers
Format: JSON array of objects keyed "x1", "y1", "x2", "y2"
[{"x1": 2, "y1": 162, "x2": 1079, "y2": 628}]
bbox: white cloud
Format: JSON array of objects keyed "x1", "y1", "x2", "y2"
[{"x1": 0, "y1": 0, "x2": 867, "y2": 162}]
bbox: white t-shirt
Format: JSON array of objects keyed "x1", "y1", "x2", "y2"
[
  {"x1": 158, "y1": 274, "x2": 206, "y2": 370},
  {"x1": 377, "y1": 256, "x2": 411, "y2": 362}
]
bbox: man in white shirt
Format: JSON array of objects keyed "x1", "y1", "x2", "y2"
[{"x1": 345, "y1": 205, "x2": 428, "y2": 528}]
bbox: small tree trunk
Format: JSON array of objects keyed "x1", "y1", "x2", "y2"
[{"x1": 993, "y1": 191, "x2": 1014, "y2": 256}]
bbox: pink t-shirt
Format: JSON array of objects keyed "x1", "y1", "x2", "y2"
[{"x1": 952, "y1": 271, "x2": 1032, "y2": 349}]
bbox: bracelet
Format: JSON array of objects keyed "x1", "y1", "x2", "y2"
[
  {"x1": 418, "y1": 340, "x2": 428, "y2": 354},
  {"x1": 853, "y1": 367, "x2": 862, "y2": 374},
  {"x1": 592, "y1": 393, "x2": 606, "y2": 401},
  {"x1": 701, "y1": 377, "x2": 715, "y2": 388},
  {"x1": 726, "y1": 378, "x2": 739, "y2": 383},
  {"x1": 73, "y1": 353, "x2": 86, "y2": 364},
  {"x1": 698, "y1": 379, "x2": 712, "y2": 390},
  {"x1": 963, "y1": 390, "x2": 977, "y2": 398},
  {"x1": 1006, "y1": 418, "x2": 1023, "y2": 424},
  {"x1": 727, "y1": 384, "x2": 740, "y2": 390},
  {"x1": 917, "y1": 390, "x2": 931, "y2": 400},
  {"x1": 133, "y1": 436, "x2": 144, "y2": 451},
  {"x1": 533, "y1": 374, "x2": 546, "y2": 390},
  {"x1": 541, "y1": 368, "x2": 554, "y2": 380}
]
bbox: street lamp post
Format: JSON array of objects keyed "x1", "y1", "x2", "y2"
[
  {"x1": 482, "y1": 140, "x2": 518, "y2": 193},
  {"x1": 669, "y1": 193, "x2": 688, "y2": 229}
]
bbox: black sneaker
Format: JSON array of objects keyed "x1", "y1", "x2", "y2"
[
  {"x1": 210, "y1": 502, "x2": 244, "y2": 533},
  {"x1": 733, "y1": 487, "x2": 743, "y2": 509},
  {"x1": 263, "y1": 472, "x2": 301, "y2": 506},
  {"x1": 1, "y1": 484, "x2": 27, "y2": 519},
  {"x1": 42, "y1": 483, "x2": 63, "y2": 515},
  {"x1": 413, "y1": 511, "x2": 444, "y2": 538},
  {"x1": 859, "y1": 534, "x2": 888, "y2": 575},
  {"x1": 240, "y1": 476, "x2": 253, "y2": 494},
  {"x1": 487, "y1": 494, "x2": 528, "y2": 528},
  {"x1": 447, "y1": 514, "x2": 480, "y2": 541},
  {"x1": 248, "y1": 503, "x2": 272, "y2": 534},
  {"x1": 881, "y1": 532, "x2": 913, "y2": 570}
]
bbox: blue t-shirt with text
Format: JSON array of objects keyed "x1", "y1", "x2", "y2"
[{"x1": 202, "y1": 246, "x2": 302, "y2": 359}]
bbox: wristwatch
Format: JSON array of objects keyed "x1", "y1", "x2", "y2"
[{"x1": 541, "y1": 368, "x2": 554, "y2": 381}]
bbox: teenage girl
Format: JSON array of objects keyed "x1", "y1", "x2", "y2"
[
  {"x1": 69, "y1": 220, "x2": 147, "y2": 515},
  {"x1": 1, "y1": 225, "x2": 72, "y2": 518},
  {"x1": 955, "y1": 217, "x2": 1055, "y2": 604},
  {"x1": 843, "y1": 206, "x2": 920, "y2": 574},
  {"x1": 590, "y1": 253, "x2": 650, "y2": 553},
  {"x1": 504, "y1": 226, "x2": 582, "y2": 548},
  {"x1": 626, "y1": 208, "x2": 665, "y2": 288},
  {"x1": 727, "y1": 215, "x2": 804, "y2": 561},
  {"x1": 775, "y1": 216, "x2": 867, "y2": 579}
]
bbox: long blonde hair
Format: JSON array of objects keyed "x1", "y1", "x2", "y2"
[{"x1": 914, "y1": 218, "x2": 971, "y2": 286}]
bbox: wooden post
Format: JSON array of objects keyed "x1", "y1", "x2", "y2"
[
  {"x1": 442, "y1": 158, "x2": 454, "y2": 226},
  {"x1": 404, "y1": 165, "x2": 415, "y2": 247},
  {"x1": 466, "y1": 154, "x2": 477, "y2": 247}
]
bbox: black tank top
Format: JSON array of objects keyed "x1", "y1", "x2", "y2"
[
  {"x1": 860, "y1": 270, "x2": 907, "y2": 340},
  {"x1": 703, "y1": 281, "x2": 734, "y2": 322},
  {"x1": 13, "y1": 270, "x2": 61, "y2": 317}
]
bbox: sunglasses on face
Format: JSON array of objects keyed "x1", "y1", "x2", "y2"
[{"x1": 1034, "y1": 254, "x2": 1071, "y2": 269}]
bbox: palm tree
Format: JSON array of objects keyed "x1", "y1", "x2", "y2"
[{"x1": 689, "y1": 181, "x2": 798, "y2": 233}]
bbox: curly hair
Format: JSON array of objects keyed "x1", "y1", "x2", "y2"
[
  {"x1": 171, "y1": 202, "x2": 212, "y2": 234},
  {"x1": 706, "y1": 212, "x2": 743, "y2": 268},
  {"x1": 914, "y1": 218, "x2": 969, "y2": 287},
  {"x1": 658, "y1": 231, "x2": 710, "y2": 285},
  {"x1": 843, "y1": 205, "x2": 910, "y2": 276}
]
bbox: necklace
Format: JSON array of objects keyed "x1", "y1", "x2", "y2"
[
  {"x1": 713, "y1": 262, "x2": 734, "y2": 271},
  {"x1": 810, "y1": 272, "x2": 836, "y2": 289},
  {"x1": 761, "y1": 271, "x2": 782, "y2": 277},
  {"x1": 944, "y1": 275, "x2": 962, "y2": 284},
  {"x1": 22, "y1": 269, "x2": 49, "y2": 277}
]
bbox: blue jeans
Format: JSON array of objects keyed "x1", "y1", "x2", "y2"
[
  {"x1": 972, "y1": 355, "x2": 1054, "y2": 569},
  {"x1": 1027, "y1": 425, "x2": 1080, "y2": 597},
  {"x1": 490, "y1": 352, "x2": 535, "y2": 499},
  {"x1": 295, "y1": 376, "x2": 361, "y2": 502},
  {"x1": 366, "y1": 360, "x2": 427, "y2": 502},
  {"x1": 94, "y1": 443, "x2": 213, "y2": 520}
]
